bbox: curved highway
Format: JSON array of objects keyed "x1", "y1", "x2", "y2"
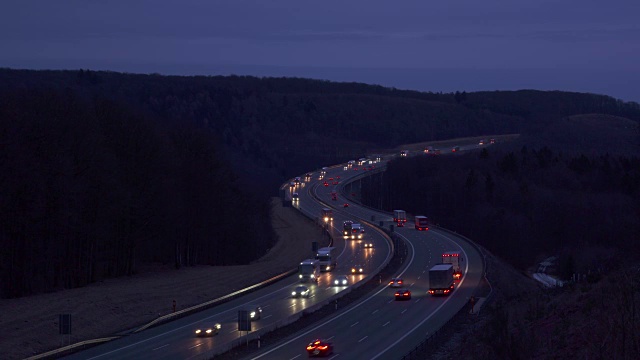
[
  {"x1": 61, "y1": 150, "x2": 484, "y2": 360},
  {"x1": 248, "y1": 160, "x2": 484, "y2": 359},
  {"x1": 61, "y1": 162, "x2": 391, "y2": 360}
]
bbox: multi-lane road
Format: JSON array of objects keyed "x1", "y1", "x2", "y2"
[{"x1": 62, "y1": 151, "x2": 484, "y2": 360}]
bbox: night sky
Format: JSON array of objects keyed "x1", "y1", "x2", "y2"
[{"x1": 2, "y1": 1, "x2": 639, "y2": 101}]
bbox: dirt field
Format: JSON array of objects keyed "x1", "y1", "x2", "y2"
[{"x1": 0, "y1": 198, "x2": 322, "y2": 360}]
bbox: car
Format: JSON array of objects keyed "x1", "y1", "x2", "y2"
[
  {"x1": 305, "y1": 173, "x2": 312, "y2": 182},
  {"x1": 490, "y1": 138, "x2": 496, "y2": 144},
  {"x1": 328, "y1": 177, "x2": 334, "y2": 181},
  {"x1": 395, "y1": 288, "x2": 412, "y2": 300},
  {"x1": 292, "y1": 193, "x2": 299, "y2": 202},
  {"x1": 289, "y1": 182, "x2": 295, "y2": 188},
  {"x1": 245, "y1": 304, "x2": 262, "y2": 320},
  {"x1": 336, "y1": 176, "x2": 340, "y2": 179},
  {"x1": 479, "y1": 139, "x2": 486, "y2": 145},
  {"x1": 361, "y1": 241, "x2": 374, "y2": 248},
  {"x1": 351, "y1": 265, "x2": 364, "y2": 274},
  {"x1": 333, "y1": 275, "x2": 349, "y2": 286},
  {"x1": 452, "y1": 146, "x2": 460, "y2": 152},
  {"x1": 306, "y1": 339, "x2": 334, "y2": 357},
  {"x1": 323, "y1": 181, "x2": 329, "y2": 187},
  {"x1": 332, "y1": 181, "x2": 338, "y2": 185},
  {"x1": 343, "y1": 203, "x2": 349, "y2": 208},
  {"x1": 294, "y1": 177, "x2": 301, "y2": 184},
  {"x1": 292, "y1": 285, "x2": 310, "y2": 298},
  {"x1": 194, "y1": 323, "x2": 221, "y2": 337},
  {"x1": 389, "y1": 277, "x2": 403, "y2": 287}
]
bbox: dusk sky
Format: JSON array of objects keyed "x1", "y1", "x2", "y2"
[{"x1": 2, "y1": 1, "x2": 639, "y2": 101}]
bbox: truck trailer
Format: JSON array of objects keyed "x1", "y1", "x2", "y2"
[
  {"x1": 428, "y1": 264, "x2": 454, "y2": 296},
  {"x1": 415, "y1": 216, "x2": 429, "y2": 231},
  {"x1": 442, "y1": 251, "x2": 462, "y2": 279},
  {"x1": 393, "y1": 210, "x2": 407, "y2": 227},
  {"x1": 316, "y1": 247, "x2": 336, "y2": 272}
]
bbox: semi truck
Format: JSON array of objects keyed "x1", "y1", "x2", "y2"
[
  {"x1": 316, "y1": 247, "x2": 336, "y2": 272},
  {"x1": 299, "y1": 259, "x2": 320, "y2": 283},
  {"x1": 442, "y1": 251, "x2": 462, "y2": 279},
  {"x1": 393, "y1": 210, "x2": 407, "y2": 227},
  {"x1": 428, "y1": 264, "x2": 455, "y2": 295},
  {"x1": 321, "y1": 208, "x2": 333, "y2": 223},
  {"x1": 343, "y1": 221, "x2": 353, "y2": 238},
  {"x1": 415, "y1": 215, "x2": 429, "y2": 231},
  {"x1": 350, "y1": 223, "x2": 363, "y2": 240}
]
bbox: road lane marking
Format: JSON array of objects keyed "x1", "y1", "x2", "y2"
[
  {"x1": 288, "y1": 355, "x2": 301, "y2": 360},
  {"x1": 152, "y1": 344, "x2": 169, "y2": 351},
  {"x1": 372, "y1": 309, "x2": 379, "y2": 314},
  {"x1": 189, "y1": 343, "x2": 202, "y2": 349},
  {"x1": 401, "y1": 309, "x2": 407, "y2": 314},
  {"x1": 371, "y1": 229, "x2": 469, "y2": 360},
  {"x1": 350, "y1": 321, "x2": 359, "y2": 327},
  {"x1": 387, "y1": 299, "x2": 394, "y2": 303},
  {"x1": 415, "y1": 298, "x2": 421, "y2": 303},
  {"x1": 326, "y1": 336, "x2": 335, "y2": 340},
  {"x1": 383, "y1": 321, "x2": 390, "y2": 327},
  {"x1": 250, "y1": 231, "x2": 416, "y2": 360},
  {"x1": 358, "y1": 336, "x2": 368, "y2": 343},
  {"x1": 417, "y1": 276, "x2": 421, "y2": 280},
  {"x1": 264, "y1": 315, "x2": 272, "y2": 319}
]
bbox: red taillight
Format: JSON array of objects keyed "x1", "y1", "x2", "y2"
[
  {"x1": 398, "y1": 280, "x2": 403, "y2": 284},
  {"x1": 307, "y1": 346, "x2": 314, "y2": 350},
  {"x1": 318, "y1": 346, "x2": 328, "y2": 350},
  {"x1": 404, "y1": 293, "x2": 409, "y2": 296},
  {"x1": 428, "y1": 290, "x2": 434, "y2": 294}
]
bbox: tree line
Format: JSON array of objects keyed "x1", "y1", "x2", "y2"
[
  {"x1": 360, "y1": 147, "x2": 640, "y2": 273},
  {"x1": 2, "y1": 69, "x2": 639, "y2": 193},
  {"x1": 0, "y1": 88, "x2": 275, "y2": 298}
]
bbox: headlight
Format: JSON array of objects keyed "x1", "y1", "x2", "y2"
[
  {"x1": 206, "y1": 329, "x2": 212, "y2": 334},
  {"x1": 292, "y1": 291, "x2": 297, "y2": 296},
  {"x1": 326, "y1": 266, "x2": 330, "y2": 270},
  {"x1": 195, "y1": 329, "x2": 201, "y2": 334},
  {"x1": 310, "y1": 274, "x2": 315, "y2": 279},
  {"x1": 342, "y1": 280, "x2": 347, "y2": 285},
  {"x1": 334, "y1": 280, "x2": 338, "y2": 284},
  {"x1": 215, "y1": 324, "x2": 221, "y2": 329},
  {"x1": 250, "y1": 311, "x2": 256, "y2": 318}
]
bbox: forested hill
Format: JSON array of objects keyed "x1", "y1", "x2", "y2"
[
  {"x1": 2, "y1": 68, "x2": 640, "y2": 298},
  {"x1": 2, "y1": 68, "x2": 639, "y2": 193},
  {"x1": 0, "y1": 88, "x2": 275, "y2": 298}
]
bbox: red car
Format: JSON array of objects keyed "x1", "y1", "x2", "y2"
[
  {"x1": 323, "y1": 181, "x2": 329, "y2": 187},
  {"x1": 395, "y1": 288, "x2": 412, "y2": 300},
  {"x1": 343, "y1": 203, "x2": 349, "y2": 208},
  {"x1": 306, "y1": 339, "x2": 334, "y2": 357}
]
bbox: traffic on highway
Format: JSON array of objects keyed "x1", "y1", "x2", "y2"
[{"x1": 61, "y1": 148, "x2": 484, "y2": 360}]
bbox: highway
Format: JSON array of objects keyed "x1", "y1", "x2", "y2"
[
  {"x1": 61, "y1": 160, "x2": 391, "y2": 360},
  {"x1": 61, "y1": 149, "x2": 484, "y2": 360},
  {"x1": 249, "y1": 160, "x2": 484, "y2": 359}
]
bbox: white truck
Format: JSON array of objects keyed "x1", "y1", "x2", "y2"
[
  {"x1": 298, "y1": 259, "x2": 320, "y2": 283},
  {"x1": 428, "y1": 264, "x2": 454, "y2": 296},
  {"x1": 393, "y1": 210, "x2": 407, "y2": 227},
  {"x1": 316, "y1": 247, "x2": 337, "y2": 272},
  {"x1": 350, "y1": 223, "x2": 363, "y2": 240},
  {"x1": 442, "y1": 251, "x2": 462, "y2": 279}
]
